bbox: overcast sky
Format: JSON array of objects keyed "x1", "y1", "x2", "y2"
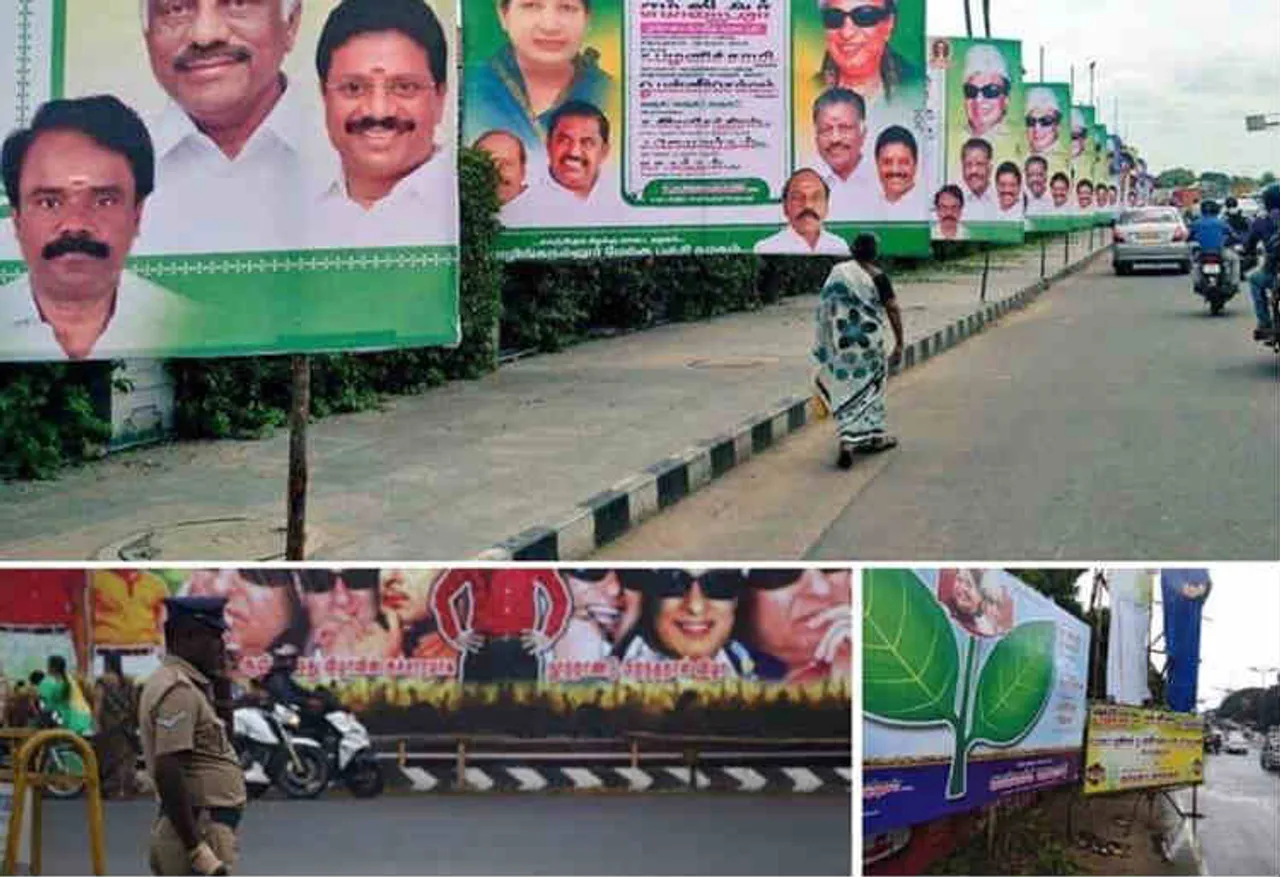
[
  {"x1": 927, "y1": 0, "x2": 1280, "y2": 177},
  {"x1": 1076, "y1": 566, "x2": 1280, "y2": 711}
]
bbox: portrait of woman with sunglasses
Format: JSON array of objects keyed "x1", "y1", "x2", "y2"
[
  {"x1": 735, "y1": 569, "x2": 853, "y2": 684},
  {"x1": 812, "y1": 0, "x2": 920, "y2": 111},
  {"x1": 613, "y1": 570, "x2": 756, "y2": 678}
]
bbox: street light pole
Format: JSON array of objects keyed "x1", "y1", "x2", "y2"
[{"x1": 1245, "y1": 114, "x2": 1280, "y2": 132}]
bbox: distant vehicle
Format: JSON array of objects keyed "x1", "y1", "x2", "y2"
[
  {"x1": 1112, "y1": 207, "x2": 1191, "y2": 275},
  {"x1": 1261, "y1": 730, "x2": 1280, "y2": 772},
  {"x1": 1236, "y1": 197, "x2": 1263, "y2": 220},
  {"x1": 1223, "y1": 731, "x2": 1249, "y2": 755}
]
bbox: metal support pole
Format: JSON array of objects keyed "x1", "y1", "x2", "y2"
[
  {"x1": 456, "y1": 739, "x2": 468, "y2": 790},
  {"x1": 1040, "y1": 235, "x2": 1047, "y2": 279},
  {"x1": 1064, "y1": 230, "x2": 1070, "y2": 267},
  {"x1": 286, "y1": 354, "x2": 311, "y2": 560},
  {"x1": 630, "y1": 738, "x2": 640, "y2": 771}
]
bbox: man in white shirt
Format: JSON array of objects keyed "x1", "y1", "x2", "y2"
[
  {"x1": 866, "y1": 125, "x2": 926, "y2": 222},
  {"x1": 308, "y1": 0, "x2": 456, "y2": 249},
  {"x1": 473, "y1": 130, "x2": 531, "y2": 207},
  {"x1": 994, "y1": 161, "x2": 1023, "y2": 220},
  {"x1": 1023, "y1": 155, "x2": 1052, "y2": 215},
  {"x1": 754, "y1": 169, "x2": 850, "y2": 256},
  {"x1": 932, "y1": 184, "x2": 969, "y2": 241},
  {"x1": 811, "y1": 88, "x2": 878, "y2": 219},
  {"x1": 1050, "y1": 172, "x2": 1071, "y2": 213},
  {"x1": 137, "y1": 0, "x2": 306, "y2": 254},
  {"x1": 1, "y1": 96, "x2": 202, "y2": 361},
  {"x1": 959, "y1": 137, "x2": 998, "y2": 221},
  {"x1": 533, "y1": 99, "x2": 626, "y2": 221}
]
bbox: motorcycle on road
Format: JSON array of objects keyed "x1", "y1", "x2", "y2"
[
  {"x1": 1191, "y1": 243, "x2": 1241, "y2": 315},
  {"x1": 232, "y1": 701, "x2": 330, "y2": 799}
]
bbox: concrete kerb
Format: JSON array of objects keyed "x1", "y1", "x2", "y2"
[{"x1": 485, "y1": 245, "x2": 1107, "y2": 561}]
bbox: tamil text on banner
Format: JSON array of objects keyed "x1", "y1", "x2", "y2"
[
  {"x1": 863, "y1": 568, "x2": 1091, "y2": 834},
  {"x1": 463, "y1": 0, "x2": 932, "y2": 260},
  {"x1": 0, "y1": 0, "x2": 460, "y2": 363},
  {"x1": 1083, "y1": 704, "x2": 1205, "y2": 795},
  {"x1": 925, "y1": 37, "x2": 1027, "y2": 243},
  {"x1": 1160, "y1": 568, "x2": 1212, "y2": 714},
  {"x1": 1021, "y1": 82, "x2": 1073, "y2": 233},
  {"x1": 85, "y1": 567, "x2": 852, "y2": 738}
]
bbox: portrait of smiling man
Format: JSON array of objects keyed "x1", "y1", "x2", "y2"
[
  {"x1": 958, "y1": 137, "x2": 998, "y2": 221},
  {"x1": 811, "y1": 88, "x2": 878, "y2": 218},
  {"x1": 308, "y1": 0, "x2": 455, "y2": 248},
  {"x1": 867, "y1": 124, "x2": 925, "y2": 220},
  {"x1": 137, "y1": 0, "x2": 305, "y2": 254},
  {"x1": 1024, "y1": 86, "x2": 1062, "y2": 156},
  {"x1": 1, "y1": 96, "x2": 200, "y2": 362},
  {"x1": 1050, "y1": 171, "x2": 1071, "y2": 211},
  {"x1": 995, "y1": 161, "x2": 1023, "y2": 217},
  {"x1": 540, "y1": 99, "x2": 616, "y2": 209},
  {"x1": 960, "y1": 43, "x2": 1010, "y2": 138}
]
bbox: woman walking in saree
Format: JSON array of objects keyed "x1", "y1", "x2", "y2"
[{"x1": 813, "y1": 233, "x2": 905, "y2": 468}]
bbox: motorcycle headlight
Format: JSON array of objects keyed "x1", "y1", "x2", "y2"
[{"x1": 279, "y1": 711, "x2": 301, "y2": 729}]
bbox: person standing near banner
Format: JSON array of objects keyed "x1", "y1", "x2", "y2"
[
  {"x1": 137, "y1": 0, "x2": 306, "y2": 254},
  {"x1": 813, "y1": 232, "x2": 904, "y2": 466},
  {"x1": 309, "y1": 0, "x2": 455, "y2": 248},
  {"x1": 139, "y1": 597, "x2": 245, "y2": 877}
]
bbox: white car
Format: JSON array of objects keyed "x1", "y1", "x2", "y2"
[
  {"x1": 1223, "y1": 731, "x2": 1249, "y2": 755},
  {"x1": 1236, "y1": 197, "x2": 1262, "y2": 220}
]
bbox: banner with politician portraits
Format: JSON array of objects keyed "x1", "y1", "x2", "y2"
[
  {"x1": 1, "y1": 0, "x2": 460, "y2": 364},
  {"x1": 1021, "y1": 82, "x2": 1073, "y2": 233},
  {"x1": 1069, "y1": 104, "x2": 1104, "y2": 226},
  {"x1": 463, "y1": 0, "x2": 932, "y2": 262},
  {"x1": 1090, "y1": 123, "x2": 1116, "y2": 223},
  {"x1": 924, "y1": 37, "x2": 1026, "y2": 244}
]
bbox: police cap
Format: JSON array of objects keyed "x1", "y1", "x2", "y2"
[{"x1": 164, "y1": 596, "x2": 229, "y2": 632}]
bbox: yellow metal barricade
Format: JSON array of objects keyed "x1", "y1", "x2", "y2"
[{"x1": 2, "y1": 728, "x2": 106, "y2": 876}]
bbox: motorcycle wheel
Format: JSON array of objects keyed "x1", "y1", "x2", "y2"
[
  {"x1": 1210, "y1": 299, "x2": 1225, "y2": 315},
  {"x1": 41, "y1": 746, "x2": 87, "y2": 800},
  {"x1": 345, "y1": 762, "x2": 385, "y2": 799},
  {"x1": 276, "y1": 747, "x2": 330, "y2": 799}
]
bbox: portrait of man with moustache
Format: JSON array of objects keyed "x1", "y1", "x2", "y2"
[
  {"x1": 958, "y1": 137, "x2": 998, "y2": 221},
  {"x1": 1023, "y1": 154, "x2": 1051, "y2": 215},
  {"x1": 811, "y1": 88, "x2": 878, "y2": 218},
  {"x1": 136, "y1": 0, "x2": 306, "y2": 254},
  {"x1": 308, "y1": 0, "x2": 455, "y2": 248},
  {"x1": 867, "y1": 125, "x2": 925, "y2": 221},
  {"x1": 1, "y1": 97, "x2": 201, "y2": 361},
  {"x1": 754, "y1": 168, "x2": 850, "y2": 256}
]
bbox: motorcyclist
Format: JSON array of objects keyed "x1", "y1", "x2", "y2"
[
  {"x1": 261, "y1": 645, "x2": 336, "y2": 737},
  {"x1": 1224, "y1": 197, "x2": 1251, "y2": 239},
  {"x1": 1243, "y1": 183, "x2": 1280, "y2": 339},
  {"x1": 1187, "y1": 199, "x2": 1242, "y2": 291}
]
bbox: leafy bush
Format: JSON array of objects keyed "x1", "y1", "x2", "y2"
[{"x1": 0, "y1": 363, "x2": 114, "y2": 479}]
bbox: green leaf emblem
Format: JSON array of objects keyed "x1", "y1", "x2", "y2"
[{"x1": 970, "y1": 621, "x2": 1056, "y2": 746}]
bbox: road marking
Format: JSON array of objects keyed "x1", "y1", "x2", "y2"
[
  {"x1": 563, "y1": 768, "x2": 604, "y2": 790},
  {"x1": 834, "y1": 767, "x2": 853, "y2": 783},
  {"x1": 725, "y1": 767, "x2": 767, "y2": 791},
  {"x1": 402, "y1": 766, "x2": 437, "y2": 792},
  {"x1": 506, "y1": 767, "x2": 547, "y2": 792},
  {"x1": 616, "y1": 768, "x2": 653, "y2": 791},
  {"x1": 664, "y1": 767, "x2": 710, "y2": 788},
  {"x1": 784, "y1": 768, "x2": 822, "y2": 793},
  {"x1": 463, "y1": 767, "x2": 494, "y2": 791}
]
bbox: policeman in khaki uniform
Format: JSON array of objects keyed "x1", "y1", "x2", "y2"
[{"x1": 138, "y1": 597, "x2": 246, "y2": 875}]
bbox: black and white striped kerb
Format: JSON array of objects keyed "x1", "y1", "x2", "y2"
[
  {"x1": 382, "y1": 762, "x2": 852, "y2": 795},
  {"x1": 481, "y1": 244, "x2": 1106, "y2": 562}
]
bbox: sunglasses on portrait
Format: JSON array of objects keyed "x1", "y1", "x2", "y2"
[
  {"x1": 1025, "y1": 113, "x2": 1061, "y2": 129},
  {"x1": 964, "y1": 82, "x2": 1009, "y2": 100},
  {"x1": 821, "y1": 1, "x2": 896, "y2": 30},
  {"x1": 296, "y1": 569, "x2": 379, "y2": 593},
  {"x1": 649, "y1": 570, "x2": 745, "y2": 600}
]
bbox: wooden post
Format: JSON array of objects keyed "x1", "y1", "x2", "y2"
[
  {"x1": 980, "y1": 245, "x2": 991, "y2": 302},
  {"x1": 1040, "y1": 235, "x2": 1047, "y2": 279},
  {"x1": 286, "y1": 355, "x2": 310, "y2": 560},
  {"x1": 456, "y1": 739, "x2": 467, "y2": 791},
  {"x1": 629, "y1": 738, "x2": 640, "y2": 771},
  {"x1": 397, "y1": 740, "x2": 407, "y2": 770},
  {"x1": 1064, "y1": 231, "x2": 1070, "y2": 267}
]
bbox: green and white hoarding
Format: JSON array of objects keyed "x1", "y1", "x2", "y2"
[
  {"x1": 1, "y1": 0, "x2": 460, "y2": 363},
  {"x1": 464, "y1": 0, "x2": 933, "y2": 260},
  {"x1": 924, "y1": 36, "x2": 1025, "y2": 244},
  {"x1": 1022, "y1": 82, "x2": 1073, "y2": 233}
]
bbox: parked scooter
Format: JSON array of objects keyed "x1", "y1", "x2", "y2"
[
  {"x1": 288, "y1": 687, "x2": 384, "y2": 798},
  {"x1": 232, "y1": 701, "x2": 330, "y2": 799}
]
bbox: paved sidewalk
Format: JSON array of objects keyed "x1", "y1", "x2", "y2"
[{"x1": 0, "y1": 233, "x2": 1103, "y2": 560}]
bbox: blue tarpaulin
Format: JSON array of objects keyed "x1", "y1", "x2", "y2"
[{"x1": 1160, "y1": 569, "x2": 1212, "y2": 713}]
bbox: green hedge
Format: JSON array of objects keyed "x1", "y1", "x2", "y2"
[{"x1": 0, "y1": 362, "x2": 115, "y2": 479}]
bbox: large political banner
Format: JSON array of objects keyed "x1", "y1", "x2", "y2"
[
  {"x1": 924, "y1": 37, "x2": 1026, "y2": 243},
  {"x1": 1020, "y1": 81, "x2": 1072, "y2": 233},
  {"x1": 1083, "y1": 704, "x2": 1204, "y2": 795},
  {"x1": 1091, "y1": 122, "x2": 1116, "y2": 223},
  {"x1": 0, "y1": 569, "x2": 91, "y2": 676},
  {"x1": 1070, "y1": 104, "x2": 1108, "y2": 226},
  {"x1": 82, "y1": 567, "x2": 852, "y2": 737},
  {"x1": 463, "y1": 0, "x2": 931, "y2": 260},
  {"x1": 863, "y1": 568, "x2": 1090, "y2": 834},
  {"x1": 0, "y1": 0, "x2": 460, "y2": 363}
]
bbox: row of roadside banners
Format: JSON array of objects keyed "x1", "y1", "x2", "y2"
[
  {"x1": 864, "y1": 568, "x2": 1212, "y2": 840},
  {"x1": 0, "y1": 0, "x2": 1152, "y2": 364}
]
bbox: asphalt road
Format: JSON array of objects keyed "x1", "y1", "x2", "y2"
[
  {"x1": 1176, "y1": 746, "x2": 1280, "y2": 876},
  {"x1": 38, "y1": 793, "x2": 852, "y2": 875},
  {"x1": 599, "y1": 261, "x2": 1280, "y2": 561}
]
